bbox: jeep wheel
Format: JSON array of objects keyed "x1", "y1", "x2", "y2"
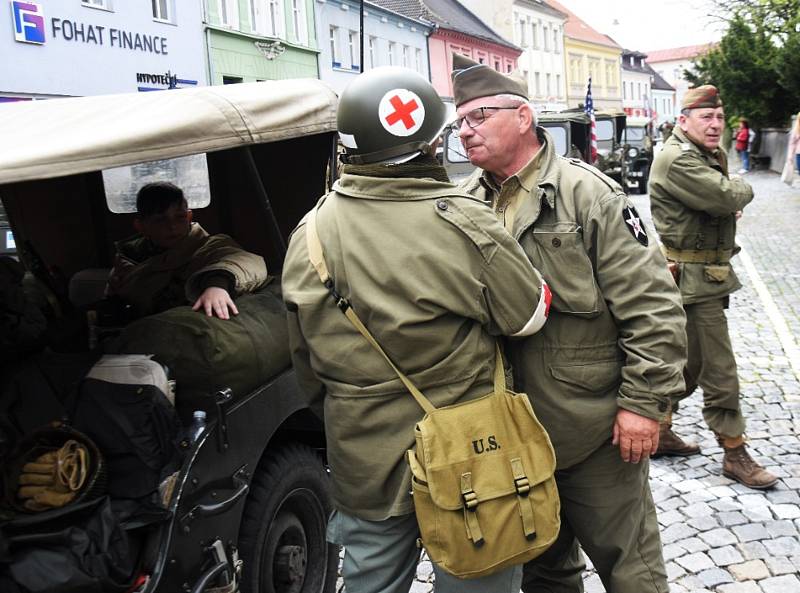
[{"x1": 239, "y1": 444, "x2": 338, "y2": 593}]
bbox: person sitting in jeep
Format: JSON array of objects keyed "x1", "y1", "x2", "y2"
[{"x1": 106, "y1": 182, "x2": 268, "y2": 319}]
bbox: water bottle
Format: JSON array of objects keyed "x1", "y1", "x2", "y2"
[{"x1": 187, "y1": 410, "x2": 207, "y2": 444}]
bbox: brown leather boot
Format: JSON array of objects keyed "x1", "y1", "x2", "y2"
[
  {"x1": 722, "y1": 444, "x2": 778, "y2": 489},
  {"x1": 653, "y1": 423, "x2": 701, "y2": 457}
]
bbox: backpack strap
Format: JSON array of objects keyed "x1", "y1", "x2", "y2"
[{"x1": 305, "y1": 205, "x2": 435, "y2": 414}]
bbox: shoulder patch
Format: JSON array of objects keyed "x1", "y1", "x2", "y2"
[
  {"x1": 622, "y1": 204, "x2": 648, "y2": 246},
  {"x1": 434, "y1": 198, "x2": 499, "y2": 263}
]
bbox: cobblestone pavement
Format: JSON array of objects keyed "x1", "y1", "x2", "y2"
[{"x1": 338, "y1": 170, "x2": 800, "y2": 593}]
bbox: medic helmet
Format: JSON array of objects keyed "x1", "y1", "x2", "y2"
[{"x1": 337, "y1": 66, "x2": 455, "y2": 165}]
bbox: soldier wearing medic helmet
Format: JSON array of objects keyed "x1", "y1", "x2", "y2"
[
  {"x1": 282, "y1": 66, "x2": 552, "y2": 592},
  {"x1": 648, "y1": 85, "x2": 778, "y2": 489},
  {"x1": 451, "y1": 53, "x2": 688, "y2": 593}
]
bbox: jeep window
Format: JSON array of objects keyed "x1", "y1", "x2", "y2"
[
  {"x1": 626, "y1": 127, "x2": 645, "y2": 147},
  {"x1": 103, "y1": 153, "x2": 212, "y2": 213},
  {"x1": 446, "y1": 132, "x2": 469, "y2": 164},
  {"x1": 542, "y1": 125, "x2": 568, "y2": 156},
  {"x1": 596, "y1": 119, "x2": 614, "y2": 151}
]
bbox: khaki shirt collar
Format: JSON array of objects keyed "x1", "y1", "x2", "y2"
[{"x1": 333, "y1": 172, "x2": 471, "y2": 201}]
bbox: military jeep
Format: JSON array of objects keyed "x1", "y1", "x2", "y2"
[
  {"x1": 594, "y1": 109, "x2": 628, "y2": 189},
  {"x1": 0, "y1": 81, "x2": 340, "y2": 593},
  {"x1": 622, "y1": 116, "x2": 655, "y2": 194}
]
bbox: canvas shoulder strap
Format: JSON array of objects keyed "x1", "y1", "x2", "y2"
[{"x1": 304, "y1": 205, "x2": 505, "y2": 414}]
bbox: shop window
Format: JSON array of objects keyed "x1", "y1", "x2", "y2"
[{"x1": 152, "y1": 0, "x2": 172, "y2": 23}]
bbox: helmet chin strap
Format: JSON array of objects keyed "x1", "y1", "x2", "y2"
[{"x1": 342, "y1": 141, "x2": 431, "y2": 165}]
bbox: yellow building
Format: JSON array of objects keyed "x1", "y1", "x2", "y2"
[{"x1": 546, "y1": 0, "x2": 622, "y2": 110}]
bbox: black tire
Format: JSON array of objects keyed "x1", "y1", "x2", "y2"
[{"x1": 239, "y1": 443, "x2": 338, "y2": 593}]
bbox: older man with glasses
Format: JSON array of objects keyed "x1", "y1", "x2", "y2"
[{"x1": 451, "y1": 53, "x2": 688, "y2": 593}]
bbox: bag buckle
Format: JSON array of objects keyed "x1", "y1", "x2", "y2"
[
  {"x1": 324, "y1": 279, "x2": 350, "y2": 312},
  {"x1": 514, "y1": 476, "x2": 531, "y2": 497},
  {"x1": 462, "y1": 489, "x2": 479, "y2": 511}
]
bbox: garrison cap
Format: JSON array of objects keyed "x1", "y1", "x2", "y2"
[
  {"x1": 682, "y1": 85, "x2": 723, "y2": 110},
  {"x1": 451, "y1": 53, "x2": 528, "y2": 107}
]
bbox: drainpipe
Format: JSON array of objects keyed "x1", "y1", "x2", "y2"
[{"x1": 201, "y1": 0, "x2": 216, "y2": 85}]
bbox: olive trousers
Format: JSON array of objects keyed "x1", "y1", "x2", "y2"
[
  {"x1": 672, "y1": 297, "x2": 746, "y2": 438},
  {"x1": 326, "y1": 509, "x2": 522, "y2": 593},
  {"x1": 522, "y1": 440, "x2": 668, "y2": 593}
]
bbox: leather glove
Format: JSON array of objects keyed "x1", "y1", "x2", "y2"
[{"x1": 17, "y1": 440, "x2": 89, "y2": 511}]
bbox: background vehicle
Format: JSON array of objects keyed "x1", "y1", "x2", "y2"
[
  {"x1": 0, "y1": 81, "x2": 340, "y2": 593},
  {"x1": 623, "y1": 116, "x2": 655, "y2": 194},
  {"x1": 594, "y1": 109, "x2": 628, "y2": 189}
]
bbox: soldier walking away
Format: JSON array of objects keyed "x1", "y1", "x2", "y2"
[
  {"x1": 282, "y1": 66, "x2": 552, "y2": 593},
  {"x1": 648, "y1": 85, "x2": 778, "y2": 490},
  {"x1": 451, "y1": 54, "x2": 687, "y2": 593}
]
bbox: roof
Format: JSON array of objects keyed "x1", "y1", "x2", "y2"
[
  {"x1": 371, "y1": 0, "x2": 519, "y2": 50},
  {"x1": 645, "y1": 43, "x2": 716, "y2": 63},
  {"x1": 622, "y1": 49, "x2": 651, "y2": 74},
  {"x1": 515, "y1": 0, "x2": 568, "y2": 20},
  {"x1": 0, "y1": 79, "x2": 338, "y2": 184},
  {"x1": 544, "y1": 0, "x2": 620, "y2": 49},
  {"x1": 648, "y1": 66, "x2": 675, "y2": 91}
]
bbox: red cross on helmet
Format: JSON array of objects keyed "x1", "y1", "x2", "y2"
[{"x1": 337, "y1": 66, "x2": 455, "y2": 165}]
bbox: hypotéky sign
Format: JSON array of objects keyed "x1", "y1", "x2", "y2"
[{"x1": 10, "y1": 0, "x2": 169, "y2": 54}]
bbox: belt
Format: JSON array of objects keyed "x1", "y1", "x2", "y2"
[{"x1": 662, "y1": 245, "x2": 732, "y2": 264}]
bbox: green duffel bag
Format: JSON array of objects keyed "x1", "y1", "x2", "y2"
[{"x1": 107, "y1": 282, "x2": 290, "y2": 409}]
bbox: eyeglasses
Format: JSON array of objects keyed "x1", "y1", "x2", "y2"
[{"x1": 450, "y1": 106, "x2": 520, "y2": 136}]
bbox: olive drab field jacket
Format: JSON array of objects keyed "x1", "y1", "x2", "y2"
[
  {"x1": 282, "y1": 172, "x2": 547, "y2": 521},
  {"x1": 108, "y1": 223, "x2": 268, "y2": 316},
  {"x1": 649, "y1": 126, "x2": 754, "y2": 305},
  {"x1": 460, "y1": 129, "x2": 687, "y2": 470}
]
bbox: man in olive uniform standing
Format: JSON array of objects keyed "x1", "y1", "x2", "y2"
[
  {"x1": 451, "y1": 54, "x2": 687, "y2": 593},
  {"x1": 282, "y1": 67, "x2": 552, "y2": 593},
  {"x1": 648, "y1": 85, "x2": 777, "y2": 489}
]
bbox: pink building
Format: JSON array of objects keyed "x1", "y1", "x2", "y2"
[{"x1": 373, "y1": 0, "x2": 521, "y2": 100}]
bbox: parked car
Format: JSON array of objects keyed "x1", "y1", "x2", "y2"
[
  {"x1": 623, "y1": 116, "x2": 655, "y2": 194},
  {"x1": 0, "y1": 80, "x2": 340, "y2": 593}
]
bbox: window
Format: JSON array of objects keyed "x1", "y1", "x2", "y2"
[
  {"x1": 531, "y1": 22, "x2": 537, "y2": 49},
  {"x1": 553, "y1": 28, "x2": 559, "y2": 53},
  {"x1": 152, "y1": 0, "x2": 171, "y2": 22},
  {"x1": 223, "y1": 76, "x2": 243, "y2": 84},
  {"x1": 623, "y1": 81, "x2": 627, "y2": 100},
  {"x1": 569, "y1": 55, "x2": 581, "y2": 82},
  {"x1": 267, "y1": 0, "x2": 284, "y2": 37},
  {"x1": 637, "y1": 82, "x2": 642, "y2": 99},
  {"x1": 415, "y1": 48, "x2": 423, "y2": 73},
  {"x1": 534, "y1": 72, "x2": 541, "y2": 95},
  {"x1": 82, "y1": 0, "x2": 110, "y2": 8},
  {"x1": 546, "y1": 73, "x2": 551, "y2": 96},
  {"x1": 518, "y1": 17, "x2": 527, "y2": 46},
  {"x1": 402, "y1": 45, "x2": 410, "y2": 68},
  {"x1": 292, "y1": 0, "x2": 307, "y2": 44},
  {"x1": 388, "y1": 41, "x2": 396, "y2": 66},
  {"x1": 630, "y1": 56, "x2": 634, "y2": 67},
  {"x1": 219, "y1": 0, "x2": 239, "y2": 28},
  {"x1": 330, "y1": 26, "x2": 340, "y2": 67},
  {"x1": 349, "y1": 30, "x2": 359, "y2": 70},
  {"x1": 369, "y1": 36, "x2": 377, "y2": 68},
  {"x1": 542, "y1": 25, "x2": 549, "y2": 51},
  {"x1": 506, "y1": 63, "x2": 512, "y2": 73},
  {"x1": 556, "y1": 74, "x2": 561, "y2": 97},
  {"x1": 494, "y1": 60, "x2": 500, "y2": 70}
]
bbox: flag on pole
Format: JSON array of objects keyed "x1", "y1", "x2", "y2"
[{"x1": 585, "y1": 77, "x2": 598, "y2": 164}]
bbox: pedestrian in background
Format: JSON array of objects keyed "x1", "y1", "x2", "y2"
[
  {"x1": 734, "y1": 117, "x2": 753, "y2": 174},
  {"x1": 452, "y1": 53, "x2": 688, "y2": 593},
  {"x1": 648, "y1": 85, "x2": 778, "y2": 490},
  {"x1": 283, "y1": 66, "x2": 551, "y2": 593},
  {"x1": 786, "y1": 111, "x2": 800, "y2": 176}
]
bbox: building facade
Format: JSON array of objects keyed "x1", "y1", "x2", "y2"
[
  {"x1": 2, "y1": 0, "x2": 206, "y2": 100},
  {"x1": 204, "y1": 0, "x2": 319, "y2": 84},
  {"x1": 650, "y1": 69, "x2": 675, "y2": 126},
  {"x1": 374, "y1": 0, "x2": 520, "y2": 101},
  {"x1": 546, "y1": 0, "x2": 622, "y2": 110},
  {"x1": 621, "y1": 49, "x2": 652, "y2": 119},
  {"x1": 460, "y1": 0, "x2": 567, "y2": 111},
  {"x1": 646, "y1": 44, "x2": 714, "y2": 119},
  {"x1": 314, "y1": 0, "x2": 432, "y2": 94}
]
